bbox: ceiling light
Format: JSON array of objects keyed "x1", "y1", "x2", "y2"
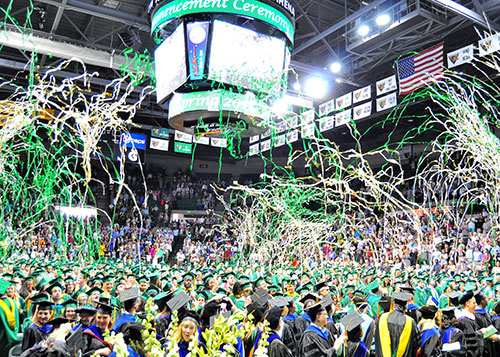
[
  {"x1": 376, "y1": 14, "x2": 391, "y2": 26},
  {"x1": 335, "y1": 78, "x2": 342, "y2": 83},
  {"x1": 357, "y1": 25, "x2": 370, "y2": 37},
  {"x1": 330, "y1": 62, "x2": 341, "y2": 73},
  {"x1": 304, "y1": 76, "x2": 328, "y2": 99},
  {"x1": 293, "y1": 81, "x2": 301, "y2": 91}
]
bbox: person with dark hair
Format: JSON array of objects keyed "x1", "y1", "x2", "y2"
[
  {"x1": 339, "y1": 311, "x2": 369, "y2": 357},
  {"x1": 229, "y1": 281, "x2": 245, "y2": 310},
  {"x1": 266, "y1": 306, "x2": 293, "y2": 357},
  {"x1": 298, "y1": 302, "x2": 347, "y2": 357},
  {"x1": 109, "y1": 322, "x2": 146, "y2": 357},
  {"x1": 294, "y1": 293, "x2": 320, "y2": 344},
  {"x1": 418, "y1": 305, "x2": 441, "y2": 357},
  {"x1": 22, "y1": 298, "x2": 54, "y2": 352},
  {"x1": 440, "y1": 307, "x2": 466, "y2": 357},
  {"x1": 82, "y1": 302, "x2": 114, "y2": 357},
  {"x1": 153, "y1": 291, "x2": 173, "y2": 343},
  {"x1": 112, "y1": 288, "x2": 139, "y2": 332},
  {"x1": 474, "y1": 292, "x2": 494, "y2": 357}
]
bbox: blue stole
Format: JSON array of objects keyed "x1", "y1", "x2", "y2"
[
  {"x1": 352, "y1": 341, "x2": 369, "y2": 357},
  {"x1": 305, "y1": 324, "x2": 329, "y2": 340},
  {"x1": 84, "y1": 325, "x2": 105, "y2": 340},
  {"x1": 179, "y1": 342, "x2": 190, "y2": 357},
  {"x1": 283, "y1": 314, "x2": 297, "y2": 322},
  {"x1": 300, "y1": 313, "x2": 312, "y2": 323},
  {"x1": 407, "y1": 303, "x2": 419, "y2": 310},
  {"x1": 493, "y1": 315, "x2": 500, "y2": 321},
  {"x1": 112, "y1": 313, "x2": 136, "y2": 332},
  {"x1": 422, "y1": 328, "x2": 440, "y2": 347},
  {"x1": 267, "y1": 333, "x2": 281, "y2": 344},
  {"x1": 30, "y1": 323, "x2": 53, "y2": 334},
  {"x1": 442, "y1": 327, "x2": 456, "y2": 344},
  {"x1": 474, "y1": 308, "x2": 487, "y2": 314}
]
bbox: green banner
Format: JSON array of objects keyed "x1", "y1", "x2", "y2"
[
  {"x1": 151, "y1": 0, "x2": 294, "y2": 44},
  {"x1": 174, "y1": 141, "x2": 192, "y2": 154},
  {"x1": 151, "y1": 126, "x2": 170, "y2": 139}
]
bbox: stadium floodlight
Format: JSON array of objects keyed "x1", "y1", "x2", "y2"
[
  {"x1": 330, "y1": 61, "x2": 342, "y2": 73},
  {"x1": 357, "y1": 25, "x2": 370, "y2": 36},
  {"x1": 376, "y1": 13, "x2": 391, "y2": 26},
  {"x1": 55, "y1": 206, "x2": 97, "y2": 219},
  {"x1": 304, "y1": 76, "x2": 328, "y2": 99}
]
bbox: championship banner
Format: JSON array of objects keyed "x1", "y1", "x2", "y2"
[
  {"x1": 261, "y1": 139, "x2": 271, "y2": 151},
  {"x1": 150, "y1": 137, "x2": 169, "y2": 151},
  {"x1": 151, "y1": 126, "x2": 169, "y2": 139},
  {"x1": 175, "y1": 130, "x2": 193, "y2": 143},
  {"x1": 286, "y1": 130, "x2": 298, "y2": 143},
  {"x1": 276, "y1": 120, "x2": 288, "y2": 133},
  {"x1": 319, "y1": 98, "x2": 335, "y2": 117},
  {"x1": 285, "y1": 116, "x2": 298, "y2": 130},
  {"x1": 302, "y1": 123, "x2": 315, "y2": 138},
  {"x1": 376, "y1": 75, "x2": 397, "y2": 96},
  {"x1": 319, "y1": 116, "x2": 334, "y2": 132},
  {"x1": 353, "y1": 102, "x2": 372, "y2": 120},
  {"x1": 335, "y1": 109, "x2": 351, "y2": 127},
  {"x1": 211, "y1": 137, "x2": 227, "y2": 148},
  {"x1": 249, "y1": 135, "x2": 259, "y2": 143},
  {"x1": 261, "y1": 128, "x2": 271, "y2": 139},
  {"x1": 336, "y1": 92, "x2": 352, "y2": 111},
  {"x1": 447, "y1": 44, "x2": 474, "y2": 68},
  {"x1": 193, "y1": 136, "x2": 210, "y2": 145},
  {"x1": 478, "y1": 33, "x2": 500, "y2": 57},
  {"x1": 249, "y1": 143, "x2": 259, "y2": 156},
  {"x1": 301, "y1": 109, "x2": 315, "y2": 125},
  {"x1": 376, "y1": 92, "x2": 397, "y2": 112},
  {"x1": 353, "y1": 85, "x2": 371, "y2": 104},
  {"x1": 174, "y1": 141, "x2": 192, "y2": 154},
  {"x1": 275, "y1": 133, "x2": 286, "y2": 147}
]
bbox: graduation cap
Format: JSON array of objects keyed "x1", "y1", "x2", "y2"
[
  {"x1": 268, "y1": 297, "x2": 289, "y2": 309},
  {"x1": 300, "y1": 293, "x2": 320, "y2": 306},
  {"x1": 393, "y1": 292, "x2": 412, "y2": 306},
  {"x1": 120, "y1": 288, "x2": 139, "y2": 303},
  {"x1": 179, "y1": 309, "x2": 201, "y2": 326},
  {"x1": 0, "y1": 278, "x2": 11, "y2": 295},
  {"x1": 306, "y1": 301, "x2": 326, "y2": 321},
  {"x1": 321, "y1": 295, "x2": 334, "y2": 309},
  {"x1": 146, "y1": 285, "x2": 161, "y2": 297},
  {"x1": 209, "y1": 311, "x2": 232, "y2": 328},
  {"x1": 46, "y1": 281, "x2": 64, "y2": 294},
  {"x1": 48, "y1": 317, "x2": 74, "y2": 329},
  {"x1": 251, "y1": 288, "x2": 271, "y2": 304},
  {"x1": 62, "y1": 299, "x2": 78, "y2": 309},
  {"x1": 266, "y1": 306, "x2": 284, "y2": 330},
  {"x1": 75, "y1": 305, "x2": 97, "y2": 315},
  {"x1": 419, "y1": 305, "x2": 438, "y2": 319},
  {"x1": 167, "y1": 291, "x2": 191, "y2": 312},
  {"x1": 399, "y1": 285, "x2": 415, "y2": 294},
  {"x1": 367, "y1": 281, "x2": 380, "y2": 292},
  {"x1": 340, "y1": 311, "x2": 364, "y2": 333},
  {"x1": 440, "y1": 307, "x2": 457, "y2": 319},
  {"x1": 315, "y1": 281, "x2": 329, "y2": 292},
  {"x1": 86, "y1": 287, "x2": 103, "y2": 296},
  {"x1": 33, "y1": 300, "x2": 54, "y2": 311},
  {"x1": 95, "y1": 301, "x2": 115, "y2": 315}
]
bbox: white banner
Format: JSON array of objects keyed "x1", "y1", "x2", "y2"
[
  {"x1": 261, "y1": 139, "x2": 271, "y2": 151},
  {"x1": 193, "y1": 136, "x2": 209, "y2": 145},
  {"x1": 261, "y1": 128, "x2": 271, "y2": 139},
  {"x1": 175, "y1": 130, "x2": 193, "y2": 143},
  {"x1": 249, "y1": 135, "x2": 259, "y2": 143},
  {"x1": 249, "y1": 143, "x2": 259, "y2": 156},
  {"x1": 479, "y1": 33, "x2": 500, "y2": 57},
  {"x1": 335, "y1": 109, "x2": 351, "y2": 127},
  {"x1": 301, "y1": 109, "x2": 315, "y2": 125},
  {"x1": 286, "y1": 130, "x2": 298, "y2": 143},
  {"x1": 447, "y1": 44, "x2": 474, "y2": 68},
  {"x1": 276, "y1": 120, "x2": 288, "y2": 133},
  {"x1": 285, "y1": 116, "x2": 299, "y2": 129},
  {"x1": 376, "y1": 75, "x2": 397, "y2": 96},
  {"x1": 211, "y1": 138, "x2": 227, "y2": 148},
  {"x1": 319, "y1": 99, "x2": 335, "y2": 117},
  {"x1": 150, "y1": 138, "x2": 169, "y2": 151},
  {"x1": 275, "y1": 134, "x2": 286, "y2": 147},
  {"x1": 302, "y1": 123, "x2": 315, "y2": 138},
  {"x1": 319, "y1": 116, "x2": 334, "y2": 132},
  {"x1": 336, "y1": 92, "x2": 352, "y2": 110},
  {"x1": 353, "y1": 102, "x2": 372, "y2": 120},
  {"x1": 353, "y1": 85, "x2": 371, "y2": 104},
  {"x1": 376, "y1": 92, "x2": 397, "y2": 112}
]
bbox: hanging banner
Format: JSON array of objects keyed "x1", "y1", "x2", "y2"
[
  {"x1": 174, "y1": 141, "x2": 192, "y2": 154},
  {"x1": 302, "y1": 123, "x2": 315, "y2": 138},
  {"x1": 193, "y1": 135, "x2": 210, "y2": 145},
  {"x1": 211, "y1": 137, "x2": 227, "y2": 148},
  {"x1": 353, "y1": 85, "x2": 371, "y2": 104},
  {"x1": 275, "y1": 133, "x2": 286, "y2": 147},
  {"x1": 261, "y1": 128, "x2": 271, "y2": 139},
  {"x1": 319, "y1": 99, "x2": 335, "y2": 117},
  {"x1": 301, "y1": 109, "x2": 315, "y2": 125},
  {"x1": 376, "y1": 75, "x2": 397, "y2": 96},
  {"x1": 175, "y1": 130, "x2": 193, "y2": 143},
  {"x1": 353, "y1": 102, "x2": 372, "y2": 120},
  {"x1": 336, "y1": 92, "x2": 352, "y2": 110},
  {"x1": 319, "y1": 116, "x2": 334, "y2": 132},
  {"x1": 151, "y1": 126, "x2": 169, "y2": 139},
  {"x1": 249, "y1": 143, "x2": 259, "y2": 156},
  {"x1": 276, "y1": 120, "x2": 288, "y2": 133},
  {"x1": 376, "y1": 92, "x2": 397, "y2": 112},
  {"x1": 447, "y1": 44, "x2": 474, "y2": 68},
  {"x1": 150, "y1": 137, "x2": 169, "y2": 151},
  {"x1": 261, "y1": 139, "x2": 271, "y2": 151},
  {"x1": 335, "y1": 109, "x2": 351, "y2": 127},
  {"x1": 285, "y1": 116, "x2": 298, "y2": 129},
  {"x1": 187, "y1": 21, "x2": 209, "y2": 80},
  {"x1": 286, "y1": 130, "x2": 298, "y2": 143},
  {"x1": 478, "y1": 33, "x2": 500, "y2": 57},
  {"x1": 249, "y1": 135, "x2": 259, "y2": 143}
]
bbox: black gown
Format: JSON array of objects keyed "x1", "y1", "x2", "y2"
[
  {"x1": 475, "y1": 310, "x2": 494, "y2": 357},
  {"x1": 19, "y1": 340, "x2": 71, "y2": 357},
  {"x1": 420, "y1": 328, "x2": 441, "y2": 357},
  {"x1": 342, "y1": 341, "x2": 369, "y2": 357},
  {"x1": 21, "y1": 323, "x2": 53, "y2": 351},
  {"x1": 298, "y1": 325, "x2": 336, "y2": 357},
  {"x1": 268, "y1": 333, "x2": 293, "y2": 357},
  {"x1": 374, "y1": 310, "x2": 420, "y2": 357},
  {"x1": 156, "y1": 315, "x2": 171, "y2": 344},
  {"x1": 457, "y1": 315, "x2": 484, "y2": 357},
  {"x1": 441, "y1": 326, "x2": 467, "y2": 357},
  {"x1": 82, "y1": 326, "x2": 111, "y2": 357},
  {"x1": 282, "y1": 323, "x2": 297, "y2": 355},
  {"x1": 294, "y1": 315, "x2": 311, "y2": 344}
]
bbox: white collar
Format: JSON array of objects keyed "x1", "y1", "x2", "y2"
[{"x1": 457, "y1": 309, "x2": 475, "y2": 320}]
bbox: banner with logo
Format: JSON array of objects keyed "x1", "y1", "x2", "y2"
[
  {"x1": 301, "y1": 109, "x2": 315, "y2": 125},
  {"x1": 319, "y1": 99, "x2": 335, "y2": 117},
  {"x1": 353, "y1": 85, "x2": 371, "y2": 104},
  {"x1": 285, "y1": 116, "x2": 298, "y2": 130},
  {"x1": 261, "y1": 128, "x2": 271, "y2": 139},
  {"x1": 249, "y1": 135, "x2": 259, "y2": 143},
  {"x1": 249, "y1": 143, "x2": 259, "y2": 156},
  {"x1": 150, "y1": 137, "x2": 169, "y2": 151},
  {"x1": 376, "y1": 75, "x2": 397, "y2": 96},
  {"x1": 193, "y1": 135, "x2": 210, "y2": 145},
  {"x1": 187, "y1": 21, "x2": 209, "y2": 80},
  {"x1": 319, "y1": 116, "x2": 334, "y2": 132},
  {"x1": 302, "y1": 123, "x2": 315, "y2": 138},
  {"x1": 261, "y1": 139, "x2": 271, "y2": 151},
  {"x1": 211, "y1": 137, "x2": 227, "y2": 148},
  {"x1": 376, "y1": 92, "x2": 397, "y2": 112},
  {"x1": 151, "y1": 126, "x2": 169, "y2": 139},
  {"x1": 120, "y1": 133, "x2": 147, "y2": 150},
  {"x1": 275, "y1": 133, "x2": 286, "y2": 147},
  {"x1": 353, "y1": 102, "x2": 372, "y2": 120},
  {"x1": 174, "y1": 142, "x2": 192, "y2": 154},
  {"x1": 478, "y1": 33, "x2": 500, "y2": 57},
  {"x1": 336, "y1": 93, "x2": 352, "y2": 110},
  {"x1": 276, "y1": 120, "x2": 288, "y2": 133},
  {"x1": 335, "y1": 109, "x2": 351, "y2": 127},
  {"x1": 286, "y1": 130, "x2": 298, "y2": 143},
  {"x1": 175, "y1": 130, "x2": 193, "y2": 143},
  {"x1": 447, "y1": 44, "x2": 474, "y2": 68}
]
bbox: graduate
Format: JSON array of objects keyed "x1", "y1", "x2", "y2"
[
  {"x1": 440, "y1": 307, "x2": 466, "y2": 357},
  {"x1": 339, "y1": 311, "x2": 369, "y2": 357},
  {"x1": 0, "y1": 279, "x2": 22, "y2": 356},
  {"x1": 418, "y1": 305, "x2": 441, "y2": 356},
  {"x1": 21, "y1": 298, "x2": 54, "y2": 351},
  {"x1": 112, "y1": 287, "x2": 139, "y2": 332},
  {"x1": 266, "y1": 305, "x2": 293, "y2": 357},
  {"x1": 82, "y1": 301, "x2": 114, "y2": 357}
]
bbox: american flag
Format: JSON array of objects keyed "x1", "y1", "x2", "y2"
[{"x1": 397, "y1": 43, "x2": 444, "y2": 95}]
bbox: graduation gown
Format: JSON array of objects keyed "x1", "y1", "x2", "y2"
[
  {"x1": 298, "y1": 324, "x2": 337, "y2": 357},
  {"x1": 414, "y1": 288, "x2": 428, "y2": 307},
  {"x1": 21, "y1": 323, "x2": 53, "y2": 351},
  {"x1": 282, "y1": 323, "x2": 297, "y2": 355},
  {"x1": 156, "y1": 315, "x2": 171, "y2": 343},
  {"x1": 420, "y1": 327, "x2": 441, "y2": 357},
  {"x1": 19, "y1": 340, "x2": 72, "y2": 357},
  {"x1": 374, "y1": 310, "x2": 420, "y2": 357},
  {"x1": 342, "y1": 341, "x2": 369, "y2": 357},
  {"x1": 457, "y1": 314, "x2": 484, "y2": 357},
  {"x1": 474, "y1": 308, "x2": 494, "y2": 357},
  {"x1": 112, "y1": 312, "x2": 136, "y2": 332},
  {"x1": 268, "y1": 332, "x2": 293, "y2": 357},
  {"x1": 442, "y1": 326, "x2": 467, "y2": 357},
  {"x1": 0, "y1": 296, "x2": 22, "y2": 355},
  {"x1": 294, "y1": 313, "x2": 312, "y2": 343},
  {"x1": 82, "y1": 325, "x2": 111, "y2": 357}
]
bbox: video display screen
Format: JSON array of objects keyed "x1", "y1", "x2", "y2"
[{"x1": 208, "y1": 20, "x2": 286, "y2": 94}]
